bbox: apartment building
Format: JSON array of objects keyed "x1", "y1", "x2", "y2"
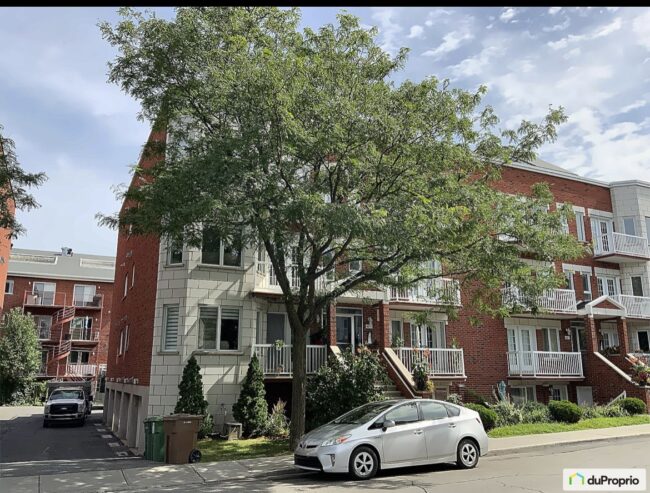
[
  {"x1": 5, "y1": 247, "x2": 115, "y2": 384},
  {"x1": 104, "y1": 130, "x2": 650, "y2": 453}
]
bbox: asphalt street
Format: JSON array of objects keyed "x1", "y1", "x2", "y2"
[
  {"x1": 0, "y1": 406, "x2": 155, "y2": 477},
  {"x1": 118, "y1": 436, "x2": 650, "y2": 493}
]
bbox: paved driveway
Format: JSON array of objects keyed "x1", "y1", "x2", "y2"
[{"x1": 0, "y1": 406, "x2": 153, "y2": 477}]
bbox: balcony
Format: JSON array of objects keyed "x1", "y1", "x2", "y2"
[
  {"x1": 69, "y1": 328, "x2": 99, "y2": 342},
  {"x1": 611, "y1": 295, "x2": 650, "y2": 319},
  {"x1": 395, "y1": 347, "x2": 465, "y2": 378},
  {"x1": 389, "y1": 278, "x2": 461, "y2": 306},
  {"x1": 23, "y1": 290, "x2": 66, "y2": 307},
  {"x1": 37, "y1": 327, "x2": 51, "y2": 340},
  {"x1": 252, "y1": 344, "x2": 327, "y2": 376},
  {"x1": 507, "y1": 351, "x2": 583, "y2": 378},
  {"x1": 502, "y1": 287, "x2": 577, "y2": 315},
  {"x1": 72, "y1": 293, "x2": 103, "y2": 309},
  {"x1": 593, "y1": 233, "x2": 650, "y2": 263},
  {"x1": 67, "y1": 364, "x2": 98, "y2": 377}
]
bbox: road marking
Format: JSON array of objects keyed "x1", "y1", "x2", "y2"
[
  {"x1": 108, "y1": 442, "x2": 121, "y2": 448},
  {"x1": 115, "y1": 451, "x2": 129, "y2": 457},
  {"x1": 101, "y1": 434, "x2": 113, "y2": 439},
  {"x1": 97, "y1": 428, "x2": 107, "y2": 432}
]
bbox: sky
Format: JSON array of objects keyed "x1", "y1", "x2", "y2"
[{"x1": 1, "y1": 6, "x2": 649, "y2": 256}]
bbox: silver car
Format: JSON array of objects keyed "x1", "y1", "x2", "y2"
[{"x1": 294, "y1": 399, "x2": 488, "y2": 480}]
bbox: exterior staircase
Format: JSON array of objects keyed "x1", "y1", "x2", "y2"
[
  {"x1": 377, "y1": 382, "x2": 405, "y2": 400},
  {"x1": 48, "y1": 306, "x2": 76, "y2": 377}
]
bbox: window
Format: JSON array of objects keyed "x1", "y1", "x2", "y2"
[
  {"x1": 31, "y1": 282, "x2": 56, "y2": 305},
  {"x1": 420, "y1": 401, "x2": 448, "y2": 421},
  {"x1": 349, "y1": 260, "x2": 362, "y2": 274},
  {"x1": 581, "y1": 273, "x2": 592, "y2": 301},
  {"x1": 131, "y1": 264, "x2": 135, "y2": 288},
  {"x1": 118, "y1": 329, "x2": 124, "y2": 355},
  {"x1": 541, "y1": 328, "x2": 560, "y2": 352},
  {"x1": 391, "y1": 320, "x2": 403, "y2": 346},
  {"x1": 623, "y1": 217, "x2": 637, "y2": 236},
  {"x1": 632, "y1": 276, "x2": 644, "y2": 297},
  {"x1": 4, "y1": 280, "x2": 13, "y2": 295},
  {"x1": 600, "y1": 327, "x2": 619, "y2": 349},
  {"x1": 69, "y1": 350, "x2": 90, "y2": 364},
  {"x1": 198, "y1": 306, "x2": 240, "y2": 351},
  {"x1": 266, "y1": 313, "x2": 287, "y2": 344},
  {"x1": 597, "y1": 276, "x2": 620, "y2": 297},
  {"x1": 575, "y1": 212, "x2": 586, "y2": 241},
  {"x1": 123, "y1": 275, "x2": 128, "y2": 298},
  {"x1": 162, "y1": 305, "x2": 180, "y2": 351},
  {"x1": 550, "y1": 385, "x2": 568, "y2": 401},
  {"x1": 564, "y1": 271, "x2": 574, "y2": 291},
  {"x1": 510, "y1": 386, "x2": 535, "y2": 405},
  {"x1": 383, "y1": 402, "x2": 420, "y2": 425},
  {"x1": 167, "y1": 239, "x2": 183, "y2": 265},
  {"x1": 201, "y1": 226, "x2": 242, "y2": 266},
  {"x1": 124, "y1": 325, "x2": 129, "y2": 352},
  {"x1": 444, "y1": 404, "x2": 461, "y2": 417},
  {"x1": 70, "y1": 316, "x2": 93, "y2": 340},
  {"x1": 73, "y1": 284, "x2": 96, "y2": 307},
  {"x1": 560, "y1": 215, "x2": 569, "y2": 234},
  {"x1": 571, "y1": 323, "x2": 586, "y2": 352},
  {"x1": 34, "y1": 315, "x2": 52, "y2": 339},
  {"x1": 39, "y1": 351, "x2": 48, "y2": 374}
]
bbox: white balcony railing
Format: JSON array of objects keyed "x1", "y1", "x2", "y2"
[
  {"x1": 507, "y1": 351, "x2": 583, "y2": 377},
  {"x1": 67, "y1": 364, "x2": 98, "y2": 377},
  {"x1": 594, "y1": 233, "x2": 650, "y2": 258},
  {"x1": 611, "y1": 295, "x2": 650, "y2": 319},
  {"x1": 72, "y1": 294, "x2": 103, "y2": 309},
  {"x1": 502, "y1": 287, "x2": 577, "y2": 314},
  {"x1": 255, "y1": 259, "x2": 328, "y2": 293},
  {"x1": 70, "y1": 328, "x2": 100, "y2": 341},
  {"x1": 389, "y1": 278, "x2": 461, "y2": 306},
  {"x1": 23, "y1": 290, "x2": 66, "y2": 307},
  {"x1": 631, "y1": 352, "x2": 650, "y2": 366},
  {"x1": 395, "y1": 347, "x2": 465, "y2": 377},
  {"x1": 252, "y1": 344, "x2": 327, "y2": 375}
]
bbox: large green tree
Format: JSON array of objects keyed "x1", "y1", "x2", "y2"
[
  {"x1": 99, "y1": 7, "x2": 583, "y2": 447},
  {"x1": 0, "y1": 308, "x2": 41, "y2": 403},
  {"x1": 0, "y1": 124, "x2": 46, "y2": 237}
]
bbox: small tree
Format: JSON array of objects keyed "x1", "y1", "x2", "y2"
[
  {"x1": 174, "y1": 355, "x2": 208, "y2": 415},
  {"x1": 0, "y1": 309, "x2": 41, "y2": 404},
  {"x1": 233, "y1": 354, "x2": 268, "y2": 436}
]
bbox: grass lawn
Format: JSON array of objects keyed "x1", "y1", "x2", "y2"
[
  {"x1": 197, "y1": 437, "x2": 291, "y2": 462},
  {"x1": 488, "y1": 415, "x2": 650, "y2": 438}
]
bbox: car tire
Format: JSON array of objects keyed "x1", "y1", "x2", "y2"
[
  {"x1": 348, "y1": 446, "x2": 379, "y2": 480},
  {"x1": 456, "y1": 438, "x2": 479, "y2": 469},
  {"x1": 43, "y1": 420, "x2": 49, "y2": 428}
]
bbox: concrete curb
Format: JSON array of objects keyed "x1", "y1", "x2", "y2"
[{"x1": 486, "y1": 431, "x2": 650, "y2": 457}]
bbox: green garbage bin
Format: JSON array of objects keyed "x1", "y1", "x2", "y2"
[{"x1": 144, "y1": 416, "x2": 164, "y2": 462}]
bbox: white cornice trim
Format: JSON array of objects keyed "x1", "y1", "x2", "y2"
[
  {"x1": 588, "y1": 208, "x2": 614, "y2": 219},
  {"x1": 562, "y1": 263, "x2": 592, "y2": 274}
]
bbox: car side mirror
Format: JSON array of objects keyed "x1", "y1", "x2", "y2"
[{"x1": 382, "y1": 420, "x2": 396, "y2": 431}]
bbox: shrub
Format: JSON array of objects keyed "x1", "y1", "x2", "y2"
[
  {"x1": 265, "y1": 399, "x2": 290, "y2": 438},
  {"x1": 445, "y1": 393, "x2": 463, "y2": 405},
  {"x1": 464, "y1": 403, "x2": 497, "y2": 431},
  {"x1": 492, "y1": 400, "x2": 522, "y2": 427},
  {"x1": 233, "y1": 354, "x2": 268, "y2": 437},
  {"x1": 579, "y1": 404, "x2": 627, "y2": 419},
  {"x1": 198, "y1": 413, "x2": 214, "y2": 439},
  {"x1": 412, "y1": 351, "x2": 429, "y2": 391},
  {"x1": 306, "y1": 347, "x2": 388, "y2": 430},
  {"x1": 548, "y1": 400, "x2": 582, "y2": 423},
  {"x1": 175, "y1": 356, "x2": 208, "y2": 416},
  {"x1": 619, "y1": 397, "x2": 647, "y2": 415},
  {"x1": 520, "y1": 401, "x2": 551, "y2": 424},
  {"x1": 464, "y1": 388, "x2": 491, "y2": 406}
]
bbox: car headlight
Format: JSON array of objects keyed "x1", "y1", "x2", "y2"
[
  {"x1": 78, "y1": 403, "x2": 83, "y2": 412},
  {"x1": 321, "y1": 434, "x2": 352, "y2": 447}
]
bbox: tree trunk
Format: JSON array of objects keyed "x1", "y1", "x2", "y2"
[{"x1": 289, "y1": 318, "x2": 307, "y2": 449}]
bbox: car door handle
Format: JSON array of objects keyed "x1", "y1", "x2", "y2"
[
  {"x1": 448, "y1": 423, "x2": 457, "y2": 428},
  {"x1": 413, "y1": 429, "x2": 423, "y2": 435}
]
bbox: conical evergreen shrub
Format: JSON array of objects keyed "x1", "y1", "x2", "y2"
[
  {"x1": 175, "y1": 355, "x2": 208, "y2": 415},
  {"x1": 232, "y1": 353, "x2": 268, "y2": 436}
]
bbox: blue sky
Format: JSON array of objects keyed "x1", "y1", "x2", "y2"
[{"x1": 1, "y1": 7, "x2": 649, "y2": 255}]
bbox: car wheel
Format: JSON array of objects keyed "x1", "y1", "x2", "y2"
[
  {"x1": 349, "y1": 446, "x2": 379, "y2": 480},
  {"x1": 456, "y1": 439, "x2": 479, "y2": 469},
  {"x1": 43, "y1": 420, "x2": 49, "y2": 428}
]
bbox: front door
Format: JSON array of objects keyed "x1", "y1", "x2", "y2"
[
  {"x1": 380, "y1": 402, "x2": 428, "y2": 464},
  {"x1": 593, "y1": 219, "x2": 613, "y2": 253},
  {"x1": 637, "y1": 331, "x2": 650, "y2": 352},
  {"x1": 507, "y1": 327, "x2": 536, "y2": 374},
  {"x1": 336, "y1": 309, "x2": 362, "y2": 352}
]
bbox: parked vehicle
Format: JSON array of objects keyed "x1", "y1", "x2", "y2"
[
  {"x1": 43, "y1": 387, "x2": 91, "y2": 427},
  {"x1": 294, "y1": 399, "x2": 488, "y2": 480}
]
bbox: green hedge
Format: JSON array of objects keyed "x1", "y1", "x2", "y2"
[
  {"x1": 619, "y1": 397, "x2": 647, "y2": 415},
  {"x1": 464, "y1": 403, "x2": 497, "y2": 431},
  {"x1": 548, "y1": 400, "x2": 582, "y2": 423}
]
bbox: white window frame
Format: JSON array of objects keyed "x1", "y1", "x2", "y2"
[
  {"x1": 118, "y1": 329, "x2": 125, "y2": 356},
  {"x1": 5, "y1": 279, "x2": 13, "y2": 295},
  {"x1": 631, "y1": 276, "x2": 644, "y2": 297},
  {"x1": 265, "y1": 312, "x2": 290, "y2": 344},
  {"x1": 623, "y1": 217, "x2": 637, "y2": 236},
  {"x1": 581, "y1": 273, "x2": 592, "y2": 301},
  {"x1": 390, "y1": 319, "x2": 403, "y2": 346},
  {"x1": 597, "y1": 276, "x2": 620, "y2": 297},
  {"x1": 131, "y1": 264, "x2": 135, "y2": 288},
  {"x1": 645, "y1": 217, "x2": 650, "y2": 245},
  {"x1": 69, "y1": 350, "x2": 90, "y2": 364},
  {"x1": 34, "y1": 315, "x2": 52, "y2": 339},
  {"x1": 123, "y1": 275, "x2": 128, "y2": 298},
  {"x1": 73, "y1": 284, "x2": 96, "y2": 307},
  {"x1": 166, "y1": 239, "x2": 184, "y2": 266},
  {"x1": 200, "y1": 227, "x2": 243, "y2": 268},
  {"x1": 575, "y1": 211, "x2": 586, "y2": 241},
  {"x1": 162, "y1": 304, "x2": 180, "y2": 352},
  {"x1": 550, "y1": 384, "x2": 568, "y2": 401},
  {"x1": 564, "y1": 270, "x2": 575, "y2": 291},
  {"x1": 124, "y1": 325, "x2": 129, "y2": 352},
  {"x1": 510, "y1": 386, "x2": 536, "y2": 405},
  {"x1": 600, "y1": 327, "x2": 619, "y2": 349},
  {"x1": 541, "y1": 327, "x2": 560, "y2": 352},
  {"x1": 349, "y1": 259, "x2": 362, "y2": 274},
  {"x1": 198, "y1": 305, "x2": 241, "y2": 351}
]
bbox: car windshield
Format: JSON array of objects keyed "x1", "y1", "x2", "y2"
[
  {"x1": 50, "y1": 390, "x2": 83, "y2": 400},
  {"x1": 332, "y1": 401, "x2": 396, "y2": 425}
]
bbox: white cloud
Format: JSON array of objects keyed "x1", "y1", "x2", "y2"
[
  {"x1": 620, "y1": 100, "x2": 647, "y2": 113},
  {"x1": 548, "y1": 17, "x2": 622, "y2": 50},
  {"x1": 548, "y1": 7, "x2": 562, "y2": 15},
  {"x1": 422, "y1": 29, "x2": 474, "y2": 59},
  {"x1": 408, "y1": 25, "x2": 424, "y2": 39},
  {"x1": 371, "y1": 8, "x2": 403, "y2": 55},
  {"x1": 543, "y1": 17, "x2": 570, "y2": 32},
  {"x1": 500, "y1": 8, "x2": 517, "y2": 23},
  {"x1": 632, "y1": 10, "x2": 650, "y2": 50},
  {"x1": 448, "y1": 43, "x2": 504, "y2": 78},
  {"x1": 424, "y1": 9, "x2": 453, "y2": 27}
]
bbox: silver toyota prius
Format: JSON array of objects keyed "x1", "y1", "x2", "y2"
[{"x1": 294, "y1": 399, "x2": 488, "y2": 480}]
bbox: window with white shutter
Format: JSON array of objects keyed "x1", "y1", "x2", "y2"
[{"x1": 162, "y1": 305, "x2": 180, "y2": 351}]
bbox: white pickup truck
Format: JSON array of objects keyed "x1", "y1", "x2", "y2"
[{"x1": 43, "y1": 387, "x2": 91, "y2": 427}]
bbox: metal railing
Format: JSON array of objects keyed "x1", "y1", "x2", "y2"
[
  {"x1": 507, "y1": 351, "x2": 583, "y2": 377},
  {"x1": 502, "y1": 287, "x2": 577, "y2": 314},
  {"x1": 72, "y1": 293, "x2": 103, "y2": 309},
  {"x1": 594, "y1": 232, "x2": 650, "y2": 258},
  {"x1": 395, "y1": 347, "x2": 465, "y2": 377},
  {"x1": 252, "y1": 344, "x2": 327, "y2": 375},
  {"x1": 69, "y1": 328, "x2": 100, "y2": 342},
  {"x1": 630, "y1": 352, "x2": 650, "y2": 366},
  {"x1": 23, "y1": 290, "x2": 66, "y2": 307},
  {"x1": 389, "y1": 278, "x2": 461, "y2": 306},
  {"x1": 611, "y1": 295, "x2": 650, "y2": 319},
  {"x1": 67, "y1": 364, "x2": 98, "y2": 377}
]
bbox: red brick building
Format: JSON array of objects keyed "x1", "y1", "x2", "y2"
[
  {"x1": 104, "y1": 129, "x2": 650, "y2": 453},
  {"x1": 5, "y1": 247, "x2": 115, "y2": 386}
]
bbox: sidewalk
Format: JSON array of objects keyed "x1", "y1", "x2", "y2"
[{"x1": 3, "y1": 424, "x2": 650, "y2": 493}]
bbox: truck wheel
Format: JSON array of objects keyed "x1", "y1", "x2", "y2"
[{"x1": 43, "y1": 420, "x2": 49, "y2": 428}]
